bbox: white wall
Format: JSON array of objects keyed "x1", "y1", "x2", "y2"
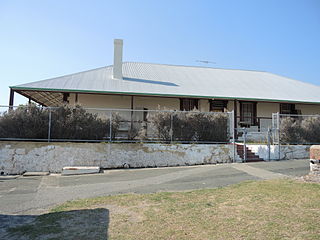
[
  {"x1": 247, "y1": 145, "x2": 310, "y2": 160},
  {"x1": 296, "y1": 104, "x2": 320, "y2": 115},
  {"x1": 133, "y1": 96, "x2": 180, "y2": 110},
  {"x1": 257, "y1": 102, "x2": 279, "y2": 117},
  {"x1": 0, "y1": 142, "x2": 234, "y2": 174},
  {"x1": 68, "y1": 93, "x2": 320, "y2": 117}
]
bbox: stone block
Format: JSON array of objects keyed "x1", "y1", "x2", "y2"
[
  {"x1": 23, "y1": 172, "x2": 49, "y2": 176},
  {"x1": 62, "y1": 166, "x2": 101, "y2": 176},
  {"x1": 310, "y1": 145, "x2": 320, "y2": 160},
  {"x1": 15, "y1": 148, "x2": 26, "y2": 155}
]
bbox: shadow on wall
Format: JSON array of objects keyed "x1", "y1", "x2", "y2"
[{"x1": 0, "y1": 208, "x2": 109, "y2": 240}]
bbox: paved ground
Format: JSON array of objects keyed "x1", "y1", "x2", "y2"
[{"x1": 0, "y1": 159, "x2": 309, "y2": 215}]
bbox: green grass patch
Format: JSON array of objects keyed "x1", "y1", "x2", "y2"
[{"x1": 7, "y1": 179, "x2": 320, "y2": 240}]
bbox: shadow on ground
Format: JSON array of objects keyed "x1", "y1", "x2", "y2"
[{"x1": 0, "y1": 208, "x2": 109, "y2": 240}]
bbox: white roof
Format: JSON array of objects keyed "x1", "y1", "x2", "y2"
[{"x1": 11, "y1": 62, "x2": 320, "y2": 105}]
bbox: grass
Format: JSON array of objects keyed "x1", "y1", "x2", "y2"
[{"x1": 7, "y1": 179, "x2": 320, "y2": 240}]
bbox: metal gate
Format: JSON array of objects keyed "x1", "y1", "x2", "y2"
[{"x1": 235, "y1": 128, "x2": 274, "y2": 162}]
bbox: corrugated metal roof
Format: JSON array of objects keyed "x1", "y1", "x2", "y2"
[{"x1": 11, "y1": 62, "x2": 320, "y2": 104}]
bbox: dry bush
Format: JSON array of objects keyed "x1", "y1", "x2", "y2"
[
  {"x1": 0, "y1": 104, "x2": 49, "y2": 139},
  {"x1": 301, "y1": 117, "x2": 320, "y2": 144},
  {"x1": 0, "y1": 104, "x2": 121, "y2": 140},
  {"x1": 149, "y1": 111, "x2": 229, "y2": 143},
  {"x1": 279, "y1": 117, "x2": 304, "y2": 144},
  {"x1": 280, "y1": 117, "x2": 320, "y2": 144},
  {"x1": 127, "y1": 124, "x2": 140, "y2": 140}
]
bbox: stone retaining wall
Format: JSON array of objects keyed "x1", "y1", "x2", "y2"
[
  {"x1": 0, "y1": 142, "x2": 235, "y2": 174},
  {"x1": 0, "y1": 142, "x2": 311, "y2": 175}
]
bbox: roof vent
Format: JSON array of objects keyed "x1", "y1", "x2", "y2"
[{"x1": 113, "y1": 39, "x2": 123, "y2": 79}]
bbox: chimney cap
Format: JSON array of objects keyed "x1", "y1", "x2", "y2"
[{"x1": 114, "y1": 39, "x2": 123, "y2": 44}]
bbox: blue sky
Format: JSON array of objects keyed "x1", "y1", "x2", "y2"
[{"x1": 0, "y1": 0, "x2": 319, "y2": 105}]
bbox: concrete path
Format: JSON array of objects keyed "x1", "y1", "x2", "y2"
[{"x1": 0, "y1": 159, "x2": 309, "y2": 215}]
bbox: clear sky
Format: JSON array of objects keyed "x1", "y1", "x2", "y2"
[{"x1": 0, "y1": 0, "x2": 319, "y2": 105}]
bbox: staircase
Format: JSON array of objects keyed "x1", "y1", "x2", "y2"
[{"x1": 236, "y1": 144, "x2": 264, "y2": 162}]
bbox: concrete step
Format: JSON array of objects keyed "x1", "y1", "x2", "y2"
[
  {"x1": 62, "y1": 166, "x2": 101, "y2": 176},
  {"x1": 236, "y1": 144, "x2": 264, "y2": 162}
]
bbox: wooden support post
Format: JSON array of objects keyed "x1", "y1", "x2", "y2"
[
  {"x1": 130, "y1": 96, "x2": 134, "y2": 133},
  {"x1": 234, "y1": 99, "x2": 238, "y2": 139},
  {"x1": 75, "y1": 93, "x2": 78, "y2": 104},
  {"x1": 9, "y1": 89, "x2": 14, "y2": 110}
]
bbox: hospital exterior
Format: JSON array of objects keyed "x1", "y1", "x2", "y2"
[{"x1": 8, "y1": 39, "x2": 320, "y2": 131}]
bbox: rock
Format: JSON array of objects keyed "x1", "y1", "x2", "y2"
[{"x1": 310, "y1": 145, "x2": 320, "y2": 160}]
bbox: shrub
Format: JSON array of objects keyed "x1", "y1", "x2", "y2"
[
  {"x1": 149, "y1": 111, "x2": 229, "y2": 143},
  {"x1": 0, "y1": 104, "x2": 120, "y2": 140},
  {"x1": 301, "y1": 117, "x2": 320, "y2": 144},
  {"x1": 280, "y1": 117, "x2": 320, "y2": 144},
  {"x1": 0, "y1": 104, "x2": 49, "y2": 139},
  {"x1": 279, "y1": 117, "x2": 304, "y2": 144},
  {"x1": 193, "y1": 113, "x2": 228, "y2": 142}
]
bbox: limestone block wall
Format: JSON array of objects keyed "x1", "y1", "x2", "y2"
[
  {"x1": 0, "y1": 142, "x2": 235, "y2": 175},
  {"x1": 0, "y1": 141, "x2": 311, "y2": 175}
]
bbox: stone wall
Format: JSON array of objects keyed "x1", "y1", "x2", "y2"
[
  {"x1": 247, "y1": 145, "x2": 310, "y2": 160},
  {"x1": 0, "y1": 141, "x2": 311, "y2": 175},
  {"x1": 0, "y1": 142, "x2": 235, "y2": 175}
]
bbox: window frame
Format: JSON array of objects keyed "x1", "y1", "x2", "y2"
[
  {"x1": 180, "y1": 98, "x2": 199, "y2": 111},
  {"x1": 239, "y1": 101, "x2": 257, "y2": 126},
  {"x1": 209, "y1": 100, "x2": 228, "y2": 112},
  {"x1": 280, "y1": 103, "x2": 297, "y2": 115}
]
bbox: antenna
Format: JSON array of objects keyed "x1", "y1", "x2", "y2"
[{"x1": 196, "y1": 60, "x2": 216, "y2": 64}]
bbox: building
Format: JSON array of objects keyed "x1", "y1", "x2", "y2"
[{"x1": 8, "y1": 39, "x2": 320, "y2": 131}]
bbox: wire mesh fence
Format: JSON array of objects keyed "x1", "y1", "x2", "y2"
[
  {"x1": 236, "y1": 128, "x2": 274, "y2": 145},
  {"x1": 273, "y1": 113, "x2": 320, "y2": 145},
  {"x1": 0, "y1": 105, "x2": 234, "y2": 143}
]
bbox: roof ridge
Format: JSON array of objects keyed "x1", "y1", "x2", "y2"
[{"x1": 123, "y1": 61, "x2": 268, "y2": 73}]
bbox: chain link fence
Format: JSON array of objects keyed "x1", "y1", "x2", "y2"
[
  {"x1": 0, "y1": 105, "x2": 234, "y2": 144},
  {"x1": 273, "y1": 113, "x2": 320, "y2": 145}
]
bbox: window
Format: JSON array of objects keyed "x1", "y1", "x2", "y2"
[
  {"x1": 210, "y1": 100, "x2": 228, "y2": 112},
  {"x1": 180, "y1": 98, "x2": 198, "y2": 111},
  {"x1": 240, "y1": 101, "x2": 257, "y2": 126},
  {"x1": 143, "y1": 108, "x2": 148, "y2": 121},
  {"x1": 280, "y1": 103, "x2": 296, "y2": 115}
]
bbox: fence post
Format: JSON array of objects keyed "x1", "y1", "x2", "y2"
[
  {"x1": 277, "y1": 112, "x2": 281, "y2": 160},
  {"x1": 109, "y1": 111, "x2": 112, "y2": 142},
  {"x1": 243, "y1": 128, "x2": 247, "y2": 162},
  {"x1": 47, "y1": 108, "x2": 52, "y2": 142},
  {"x1": 170, "y1": 112, "x2": 173, "y2": 143},
  {"x1": 231, "y1": 111, "x2": 236, "y2": 162},
  {"x1": 267, "y1": 127, "x2": 271, "y2": 161}
]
